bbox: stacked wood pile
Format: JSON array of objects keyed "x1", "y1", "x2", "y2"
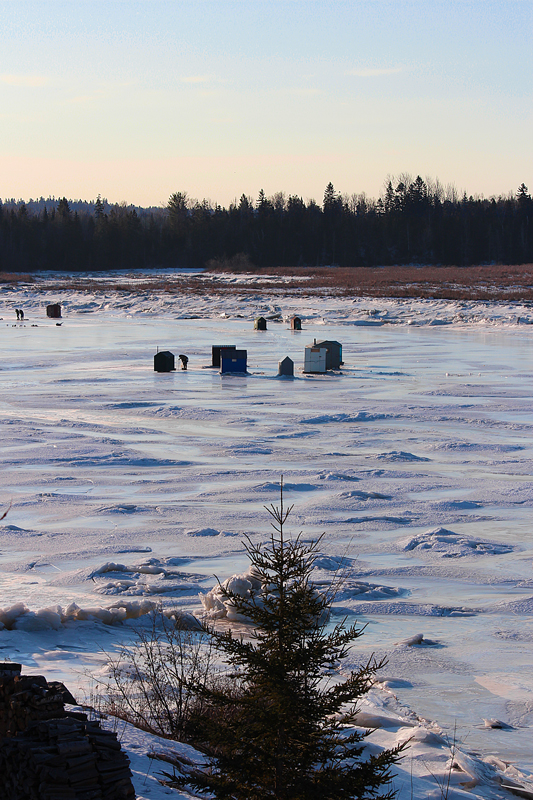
[
  {"x1": 0, "y1": 663, "x2": 136, "y2": 799},
  {"x1": 0, "y1": 664, "x2": 77, "y2": 738},
  {"x1": 0, "y1": 716, "x2": 136, "y2": 799}
]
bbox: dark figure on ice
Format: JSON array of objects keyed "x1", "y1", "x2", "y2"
[
  {"x1": 15, "y1": 309, "x2": 20, "y2": 320},
  {"x1": 179, "y1": 354, "x2": 189, "y2": 370},
  {"x1": 19, "y1": 309, "x2": 24, "y2": 320}
]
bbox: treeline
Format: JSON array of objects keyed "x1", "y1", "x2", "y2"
[{"x1": 1, "y1": 177, "x2": 532, "y2": 272}]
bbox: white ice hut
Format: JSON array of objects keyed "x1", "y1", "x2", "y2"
[{"x1": 303, "y1": 344, "x2": 327, "y2": 373}]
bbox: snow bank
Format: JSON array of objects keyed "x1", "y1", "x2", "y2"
[
  {"x1": 317, "y1": 471, "x2": 360, "y2": 482},
  {"x1": 201, "y1": 568, "x2": 263, "y2": 622},
  {"x1": 201, "y1": 567, "x2": 329, "y2": 624},
  {"x1": 0, "y1": 600, "x2": 201, "y2": 631},
  {"x1": 87, "y1": 557, "x2": 205, "y2": 597},
  {"x1": 398, "y1": 527, "x2": 514, "y2": 558}
]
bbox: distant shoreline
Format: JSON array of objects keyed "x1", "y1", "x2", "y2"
[{"x1": 2, "y1": 263, "x2": 533, "y2": 303}]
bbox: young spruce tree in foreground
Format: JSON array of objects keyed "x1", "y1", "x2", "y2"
[{"x1": 180, "y1": 480, "x2": 403, "y2": 800}]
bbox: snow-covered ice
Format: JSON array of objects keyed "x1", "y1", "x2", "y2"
[{"x1": 1, "y1": 270, "x2": 533, "y2": 798}]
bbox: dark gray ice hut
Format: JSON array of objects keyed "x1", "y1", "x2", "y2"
[
  {"x1": 46, "y1": 303, "x2": 62, "y2": 318},
  {"x1": 211, "y1": 344, "x2": 237, "y2": 368},
  {"x1": 290, "y1": 316, "x2": 302, "y2": 331},
  {"x1": 154, "y1": 350, "x2": 175, "y2": 372},
  {"x1": 278, "y1": 356, "x2": 294, "y2": 377},
  {"x1": 254, "y1": 316, "x2": 267, "y2": 330},
  {"x1": 220, "y1": 349, "x2": 247, "y2": 374},
  {"x1": 314, "y1": 339, "x2": 343, "y2": 370}
]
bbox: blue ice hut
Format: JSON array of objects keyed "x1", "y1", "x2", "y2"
[
  {"x1": 46, "y1": 303, "x2": 62, "y2": 319},
  {"x1": 314, "y1": 339, "x2": 343, "y2": 370},
  {"x1": 212, "y1": 345, "x2": 237, "y2": 368},
  {"x1": 220, "y1": 349, "x2": 247, "y2": 374},
  {"x1": 154, "y1": 350, "x2": 175, "y2": 372},
  {"x1": 254, "y1": 317, "x2": 267, "y2": 330},
  {"x1": 278, "y1": 356, "x2": 294, "y2": 377}
]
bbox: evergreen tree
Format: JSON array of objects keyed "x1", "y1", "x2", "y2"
[
  {"x1": 516, "y1": 183, "x2": 530, "y2": 204},
  {"x1": 94, "y1": 194, "x2": 106, "y2": 221},
  {"x1": 56, "y1": 197, "x2": 71, "y2": 218},
  {"x1": 323, "y1": 181, "x2": 339, "y2": 210},
  {"x1": 183, "y1": 481, "x2": 403, "y2": 800}
]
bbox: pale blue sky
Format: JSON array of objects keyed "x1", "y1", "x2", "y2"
[{"x1": 1, "y1": 0, "x2": 531, "y2": 206}]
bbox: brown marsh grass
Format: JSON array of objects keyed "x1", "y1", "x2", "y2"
[
  {"x1": 4, "y1": 264, "x2": 533, "y2": 302},
  {"x1": 208, "y1": 264, "x2": 533, "y2": 301},
  {"x1": 0, "y1": 272, "x2": 35, "y2": 284}
]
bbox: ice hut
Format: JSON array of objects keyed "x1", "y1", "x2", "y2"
[
  {"x1": 303, "y1": 345, "x2": 327, "y2": 374},
  {"x1": 154, "y1": 351, "x2": 175, "y2": 372},
  {"x1": 290, "y1": 316, "x2": 302, "y2": 331},
  {"x1": 220, "y1": 349, "x2": 247, "y2": 374},
  {"x1": 46, "y1": 303, "x2": 62, "y2": 319},
  {"x1": 254, "y1": 317, "x2": 267, "y2": 330},
  {"x1": 313, "y1": 339, "x2": 343, "y2": 370},
  {"x1": 278, "y1": 356, "x2": 294, "y2": 377},
  {"x1": 211, "y1": 345, "x2": 237, "y2": 368}
]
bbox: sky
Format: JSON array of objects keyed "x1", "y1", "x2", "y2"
[{"x1": 1, "y1": 0, "x2": 532, "y2": 208}]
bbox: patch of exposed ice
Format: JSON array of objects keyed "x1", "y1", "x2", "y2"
[
  {"x1": 303, "y1": 412, "x2": 388, "y2": 424},
  {"x1": 431, "y1": 441, "x2": 525, "y2": 452},
  {"x1": 347, "y1": 602, "x2": 475, "y2": 617},
  {"x1": 337, "y1": 490, "x2": 391, "y2": 500},
  {"x1": 395, "y1": 633, "x2": 439, "y2": 647},
  {"x1": 313, "y1": 554, "x2": 355, "y2": 571},
  {"x1": 336, "y1": 515, "x2": 413, "y2": 526},
  {"x1": 374, "y1": 451, "x2": 430, "y2": 462},
  {"x1": 186, "y1": 527, "x2": 221, "y2": 537},
  {"x1": 335, "y1": 580, "x2": 408, "y2": 601},
  {"x1": 253, "y1": 481, "x2": 316, "y2": 492}
]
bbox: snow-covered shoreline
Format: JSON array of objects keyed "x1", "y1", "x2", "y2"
[{"x1": 2, "y1": 267, "x2": 533, "y2": 327}]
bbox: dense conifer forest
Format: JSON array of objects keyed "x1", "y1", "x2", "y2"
[{"x1": 1, "y1": 177, "x2": 531, "y2": 272}]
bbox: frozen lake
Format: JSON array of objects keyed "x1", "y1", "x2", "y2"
[{"x1": 1, "y1": 279, "x2": 533, "y2": 793}]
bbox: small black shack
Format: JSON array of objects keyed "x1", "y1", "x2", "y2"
[
  {"x1": 154, "y1": 351, "x2": 175, "y2": 372},
  {"x1": 212, "y1": 345, "x2": 237, "y2": 368},
  {"x1": 46, "y1": 303, "x2": 62, "y2": 319},
  {"x1": 254, "y1": 317, "x2": 267, "y2": 330}
]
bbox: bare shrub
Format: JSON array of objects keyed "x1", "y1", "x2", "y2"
[{"x1": 102, "y1": 611, "x2": 219, "y2": 741}]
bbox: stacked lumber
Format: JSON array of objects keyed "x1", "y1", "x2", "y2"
[
  {"x1": 0, "y1": 664, "x2": 136, "y2": 799},
  {"x1": 0, "y1": 716, "x2": 136, "y2": 799},
  {"x1": 0, "y1": 671, "x2": 77, "y2": 738}
]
